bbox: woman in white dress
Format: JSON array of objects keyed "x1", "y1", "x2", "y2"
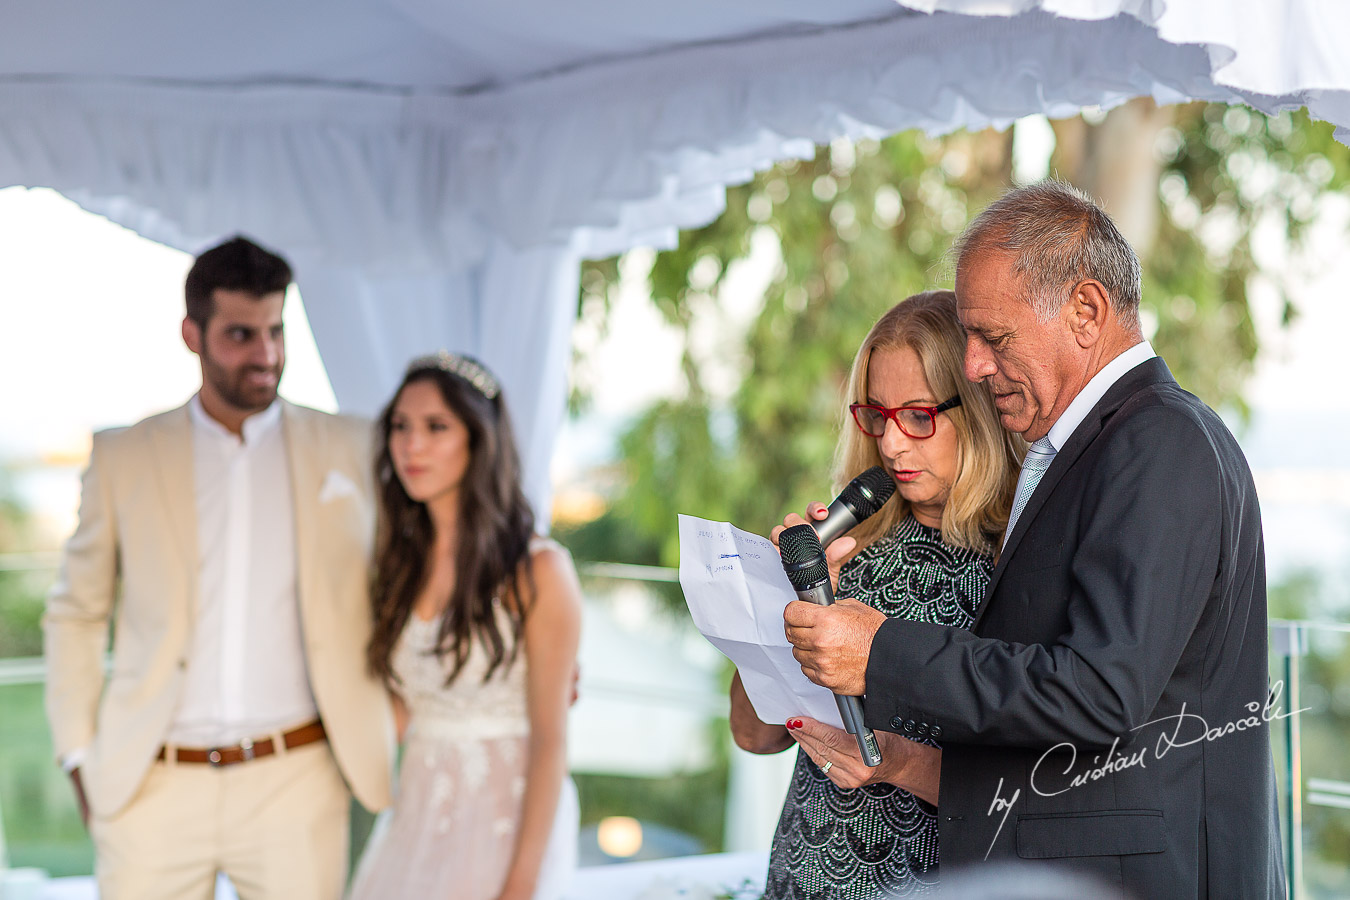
[{"x1": 349, "y1": 352, "x2": 582, "y2": 900}]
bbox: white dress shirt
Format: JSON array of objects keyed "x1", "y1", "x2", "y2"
[
  {"x1": 167, "y1": 396, "x2": 318, "y2": 746},
  {"x1": 1042, "y1": 341, "x2": 1157, "y2": 454}
]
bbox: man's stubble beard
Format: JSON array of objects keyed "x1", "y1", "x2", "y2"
[{"x1": 202, "y1": 349, "x2": 281, "y2": 415}]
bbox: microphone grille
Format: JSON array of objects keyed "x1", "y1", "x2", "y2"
[
  {"x1": 779, "y1": 524, "x2": 829, "y2": 589},
  {"x1": 840, "y1": 466, "x2": 896, "y2": 518}
]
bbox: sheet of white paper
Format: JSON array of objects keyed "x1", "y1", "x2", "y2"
[{"x1": 677, "y1": 514, "x2": 844, "y2": 729}]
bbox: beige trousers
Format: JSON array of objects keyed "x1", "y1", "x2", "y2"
[{"x1": 89, "y1": 741, "x2": 350, "y2": 900}]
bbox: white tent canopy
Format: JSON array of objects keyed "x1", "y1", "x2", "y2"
[{"x1": 4, "y1": 0, "x2": 1348, "y2": 512}]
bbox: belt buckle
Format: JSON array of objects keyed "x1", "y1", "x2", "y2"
[{"x1": 240, "y1": 737, "x2": 255, "y2": 761}]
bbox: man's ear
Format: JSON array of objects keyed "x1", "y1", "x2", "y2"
[
  {"x1": 182, "y1": 317, "x2": 202, "y2": 356},
  {"x1": 1068, "y1": 279, "x2": 1110, "y2": 348}
]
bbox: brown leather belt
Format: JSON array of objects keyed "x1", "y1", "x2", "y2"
[{"x1": 156, "y1": 720, "x2": 326, "y2": 767}]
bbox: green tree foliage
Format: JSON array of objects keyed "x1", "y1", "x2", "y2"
[
  {"x1": 1139, "y1": 104, "x2": 1350, "y2": 410},
  {"x1": 564, "y1": 104, "x2": 1350, "y2": 567}
]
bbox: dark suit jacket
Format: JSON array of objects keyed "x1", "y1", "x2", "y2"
[{"x1": 863, "y1": 358, "x2": 1286, "y2": 898}]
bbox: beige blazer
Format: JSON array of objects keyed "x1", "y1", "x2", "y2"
[{"x1": 43, "y1": 400, "x2": 395, "y2": 818}]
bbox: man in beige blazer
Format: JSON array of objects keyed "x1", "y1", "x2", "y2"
[{"x1": 44, "y1": 236, "x2": 394, "y2": 900}]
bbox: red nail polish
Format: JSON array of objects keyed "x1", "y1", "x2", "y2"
[{"x1": 787, "y1": 718, "x2": 802, "y2": 730}]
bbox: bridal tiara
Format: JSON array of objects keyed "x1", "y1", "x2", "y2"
[{"x1": 407, "y1": 350, "x2": 500, "y2": 400}]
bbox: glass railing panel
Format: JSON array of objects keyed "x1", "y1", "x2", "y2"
[
  {"x1": 0, "y1": 672, "x2": 91, "y2": 876},
  {"x1": 1272, "y1": 620, "x2": 1350, "y2": 900},
  {"x1": 3, "y1": 551, "x2": 1348, "y2": 899},
  {"x1": 569, "y1": 563, "x2": 733, "y2": 864}
]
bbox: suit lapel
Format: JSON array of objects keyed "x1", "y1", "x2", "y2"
[
  {"x1": 976, "y1": 357, "x2": 1177, "y2": 625},
  {"x1": 146, "y1": 404, "x2": 200, "y2": 627},
  {"x1": 147, "y1": 405, "x2": 198, "y2": 572},
  {"x1": 282, "y1": 402, "x2": 320, "y2": 626}
]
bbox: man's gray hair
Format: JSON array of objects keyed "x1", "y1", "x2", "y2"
[{"x1": 954, "y1": 180, "x2": 1142, "y2": 331}]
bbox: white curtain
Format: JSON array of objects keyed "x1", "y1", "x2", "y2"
[{"x1": 294, "y1": 239, "x2": 580, "y2": 520}]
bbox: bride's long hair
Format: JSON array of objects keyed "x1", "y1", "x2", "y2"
[{"x1": 366, "y1": 359, "x2": 536, "y2": 687}]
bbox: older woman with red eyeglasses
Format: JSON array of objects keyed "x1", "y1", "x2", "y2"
[{"x1": 730, "y1": 290, "x2": 1024, "y2": 897}]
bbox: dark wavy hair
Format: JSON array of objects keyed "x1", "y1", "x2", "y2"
[{"x1": 367, "y1": 359, "x2": 536, "y2": 687}]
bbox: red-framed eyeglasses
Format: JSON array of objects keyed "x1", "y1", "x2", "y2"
[{"x1": 849, "y1": 395, "x2": 962, "y2": 439}]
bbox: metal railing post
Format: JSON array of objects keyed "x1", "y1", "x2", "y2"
[{"x1": 1271, "y1": 620, "x2": 1307, "y2": 900}]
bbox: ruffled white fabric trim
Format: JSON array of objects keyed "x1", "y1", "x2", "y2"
[
  {"x1": 4, "y1": 4, "x2": 1344, "y2": 269},
  {"x1": 905, "y1": 1, "x2": 1350, "y2": 139}
]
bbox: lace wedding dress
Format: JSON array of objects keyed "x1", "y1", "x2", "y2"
[{"x1": 348, "y1": 600, "x2": 578, "y2": 899}]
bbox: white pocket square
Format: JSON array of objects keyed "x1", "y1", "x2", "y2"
[{"x1": 319, "y1": 470, "x2": 360, "y2": 503}]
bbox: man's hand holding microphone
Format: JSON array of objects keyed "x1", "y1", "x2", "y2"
[
  {"x1": 765, "y1": 467, "x2": 938, "y2": 798},
  {"x1": 769, "y1": 466, "x2": 892, "y2": 700}
]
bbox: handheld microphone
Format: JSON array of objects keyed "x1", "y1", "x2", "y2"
[
  {"x1": 780, "y1": 524, "x2": 883, "y2": 768},
  {"x1": 812, "y1": 466, "x2": 897, "y2": 547}
]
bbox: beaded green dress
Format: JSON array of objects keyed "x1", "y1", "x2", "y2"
[{"x1": 765, "y1": 516, "x2": 991, "y2": 898}]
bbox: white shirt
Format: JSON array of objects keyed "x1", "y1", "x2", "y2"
[
  {"x1": 1041, "y1": 341, "x2": 1157, "y2": 454},
  {"x1": 167, "y1": 396, "x2": 318, "y2": 746}
]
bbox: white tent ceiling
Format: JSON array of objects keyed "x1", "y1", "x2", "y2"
[
  {"x1": 4, "y1": 1, "x2": 910, "y2": 90},
  {"x1": 4, "y1": 0, "x2": 1348, "y2": 514}
]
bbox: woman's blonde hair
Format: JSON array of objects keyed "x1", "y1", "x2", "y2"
[{"x1": 834, "y1": 290, "x2": 1024, "y2": 556}]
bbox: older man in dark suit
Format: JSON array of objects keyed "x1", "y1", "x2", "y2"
[{"x1": 785, "y1": 181, "x2": 1285, "y2": 897}]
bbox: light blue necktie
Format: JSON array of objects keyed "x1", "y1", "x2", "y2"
[{"x1": 1003, "y1": 437, "x2": 1056, "y2": 546}]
